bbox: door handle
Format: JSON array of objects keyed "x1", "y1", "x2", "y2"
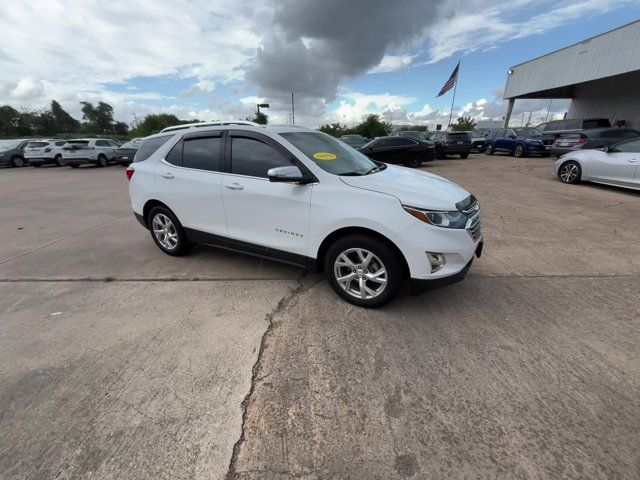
[
  {"x1": 225, "y1": 183, "x2": 244, "y2": 190},
  {"x1": 160, "y1": 172, "x2": 174, "y2": 179}
]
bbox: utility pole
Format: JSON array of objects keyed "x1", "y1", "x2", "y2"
[{"x1": 291, "y1": 93, "x2": 295, "y2": 125}]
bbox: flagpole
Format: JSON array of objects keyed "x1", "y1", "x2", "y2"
[{"x1": 447, "y1": 63, "x2": 459, "y2": 128}]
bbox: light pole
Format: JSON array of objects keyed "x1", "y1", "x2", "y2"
[{"x1": 257, "y1": 103, "x2": 269, "y2": 115}]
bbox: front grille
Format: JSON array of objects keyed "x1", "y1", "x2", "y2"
[{"x1": 467, "y1": 214, "x2": 482, "y2": 242}]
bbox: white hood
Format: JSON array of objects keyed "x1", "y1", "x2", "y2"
[{"x1": 340, "y1": 164, "x2": 470, "y2": 210}]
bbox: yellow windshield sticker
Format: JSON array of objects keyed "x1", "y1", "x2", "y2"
[{"x1": 313, "y1": 152, "x2": 337, "y2": 160}]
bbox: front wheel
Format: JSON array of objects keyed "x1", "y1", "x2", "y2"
[
  {"x1": 96, "y1": 155, "x2": 107, "y2": 167},
  {"x1": 55, "y1": 155, "x2": 66, "y2": 167},
  {"x1": 514, "y1": 144, "x2": 526, "y2": 158},
  {"x1": 148, "y1": 206, "x2": 193, "y2": 256},
  {"x1": 324, "y1": 234, "x2": 403, "y2": 308},
  {"x1": 558, "y1": 160, "x2": 581, "y2": 184},
  {"x1": 485, "y1": 144, "x2": 494, "y2": 155},
  {"x1": 11, "y1": 156, "x2": 24, "y2": 167}
]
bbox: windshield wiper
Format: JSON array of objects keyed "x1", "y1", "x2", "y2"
[{"x1": 338, "y1": 171, "x2": 365, "y2": 176}]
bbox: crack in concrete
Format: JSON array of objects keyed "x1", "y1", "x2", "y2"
[{"x1": 225, "y1": 273, "x2": 323, "y2": 480}]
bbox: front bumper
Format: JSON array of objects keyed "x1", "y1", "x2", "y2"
[{"x1": 527, "y1": 144, "x2": 551, "y2": 155}]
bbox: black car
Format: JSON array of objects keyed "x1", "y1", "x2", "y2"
[
  {"x1": 357, "y1": 136, "x2": 436, "y2": 168},
  {"x1": 550, "y1": 128, "x2": 640, "y2": 157},
  {"x1": 394, "y1": 130, "x2": 428, "y2": 141},
  {"x1": 535, "y1": 118, "x2": 611, "y2": 137},
  {"x1": 429, "y1": 132, "x2": 472, "y2": 159},
  {"x1": 0, "y1": 139, "x2": 29, "y2": 167},
  {"x1": 114, "y1": 138, "x2": 144, "y2": 166},
  {"x1": 340, "y1": 134, "x2": 369, "y2": 148}
]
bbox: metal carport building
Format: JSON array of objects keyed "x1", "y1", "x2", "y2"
[{"x1": 503, "y1": 20, "x2": 640, "y2": 128}]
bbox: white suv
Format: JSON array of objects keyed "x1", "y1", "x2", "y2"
[
  {"x1": 127, "y1": 125, "x2": 482, "y2": 307},
  {"x1": 62, "y1": 138, "x2": 119, "y2": 167},
  {"x1": 25, "y1": 139, "x2": 68, "y2": 167}
]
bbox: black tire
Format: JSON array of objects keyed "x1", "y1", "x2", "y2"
[
  {"x1": 324, "y1": 234, "x2": 404, "y2": 308},
  {"x1": 558, "y1": 160, "x2": 582, "y2": 184},
  {"x1": 11, "y1": 156, "x2": 24, "y2": 167},
  {"x1": 406, "y1": 157, "x2": 422, "y2": 168},
  {"x1": 147, "y1": 206, "x2": 193, "y2": 256},
  {"x1": 68, "y1": 163, "x2": 80, "y2": 168},
  {"x1": 31, "y1": 162, "x2": 43, "y2": 168},
  {"x1": 513, "y1": 143, "x2": 527, "y2": 158},
  {"x1": 96, "y1": 155, "x2": 108, "y2": 168},
  {"x1": 485, "y1": 143, "x2": 494, "y2": 155},
  {"x1": 460, "y1": 153, "x2": 469, "y2": 159},
  {"x1": 55, "y1": 154, "x2": 65, "y2": 167}
]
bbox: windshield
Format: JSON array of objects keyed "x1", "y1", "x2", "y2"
[
  {"x1": 281, "y1": 131, "x2": 381, "y2": 176},
  {"x1": 516, "y1": 128, "x2": 542, "y2": 137}
]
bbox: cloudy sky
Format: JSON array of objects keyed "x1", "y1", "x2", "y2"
[{"x1": 1, "y1": 0, "x2": 639, "y2": 129}]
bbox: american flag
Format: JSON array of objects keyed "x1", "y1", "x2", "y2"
[{"x1": 437, "y1": 62, "x2": 460, "y2": 97}]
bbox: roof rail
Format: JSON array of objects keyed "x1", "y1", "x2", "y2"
[{"x1": 160, "y1": 120, "x2": 261, "y2": 133}]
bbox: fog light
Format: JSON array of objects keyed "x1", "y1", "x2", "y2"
[{"x1": 426, "y1": 252, "x2": 445, "y2": 273}]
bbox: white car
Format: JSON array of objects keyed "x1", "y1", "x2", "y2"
[
  {"x1": 25, "y1": 139, "x2": 68, "y2": 167},
  {"x1": 555, "y1": 137, "x2": 640, "y2": 191},
  {"x1": 127, "y1": 125, "x2": 483, "y2": 307},
  {"x1": 62, "y1": 138, "x2": 120, "y2": 168}
]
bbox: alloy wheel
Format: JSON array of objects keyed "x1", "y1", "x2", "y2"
[
  {"x1": 514, "y1": 145, "x2": 524, "y2": 157},
  {"x1": 559, "y1": 163, "x2": 579, "y2": 183},
  {"x1": 152, "y1": 213, "x2": 179, "y2": 250},
  {"x1": 333, "y1": 248, "x2": 387, "y2": 300}
]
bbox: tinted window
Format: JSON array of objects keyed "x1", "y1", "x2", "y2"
[
  {"x1": 182, "y1": 136, "x2": 221, "y2": 171},
  {"x1": 134, "y1": 134, "x2": 173, "y2": 163},
  {"x1": 373, "y1": 138, "x2": 393, "y2": 148},
  {"x1": 231, "y1": 137, "x2": 290, "y2": 178},
  {"x1": 391, "y1": 138, "x2": 416, "y2": 146},
  {"x1": 55, "y1": 141, "x2": 66, "y2": 146},
  {"x1": 27, "y1": 142, "x2": 49, "y2": 148},
  {"x1": 582, "y1": 119, "x2": 610, "y2": 129},
  {"x1": 447, "y1": 133, "x2": 470, "y2": 140},
  {"x1": 165, "y1": 140, "x2": 183, "y2": 166},
  {"x1": 612, "y1": 139, "x2": 640, "y2": 153},
  {"x1": 95, "y1": 140, "x2": 109, "y2": 147}
]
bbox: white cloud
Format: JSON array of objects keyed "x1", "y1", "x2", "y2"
[
  {"x1": 368, "y1": 54, "x2": 416, "y2": 74},
  {"x1": 326, "y1": 91, "x2": 417, "y2": 125}
]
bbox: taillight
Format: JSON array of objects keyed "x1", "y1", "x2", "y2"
[
  {"x1": 125, "y1": 166, "x2": 134, "y2": 181},
  {"x1": 45, "y1": 147, "x2": 52, "y2": 153}
]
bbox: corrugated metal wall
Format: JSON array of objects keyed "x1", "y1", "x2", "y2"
[
  {"x1": 505, "y1": 20, "x2": 640, "y2": 99},
  {"x1": 568, "y1": 72, "x2": 640, "y2": 128}
]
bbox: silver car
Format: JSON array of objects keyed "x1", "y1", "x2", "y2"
[
  {"x1": 555, "y1": 137, "x2": 640, "y2": 191},
  {"x1": 25, "y1": 139, "x2": 68, "y2": 167},
  {"x1": 62, "y1": 139, "x2": 119, "y2": 168}
]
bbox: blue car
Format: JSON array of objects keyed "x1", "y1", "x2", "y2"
[{"x1": 484, "y1": 127, "x2": 553, "y2": 158}]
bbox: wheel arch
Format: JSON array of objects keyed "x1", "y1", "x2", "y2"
[
  {"x1": 142, "y1": 199, "x2": 172, "y2": 227},
  {"x1": 315, "y1": 226, "x2": 409, "y2": 275}
]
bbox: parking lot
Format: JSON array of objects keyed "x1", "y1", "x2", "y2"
[{"x1": 1, "y1": 155, "x2": 639, "y2": 479}]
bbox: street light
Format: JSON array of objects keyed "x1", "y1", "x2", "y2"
[{"x1": 257, "y1": 103, "x2": 269, "y2": 115}]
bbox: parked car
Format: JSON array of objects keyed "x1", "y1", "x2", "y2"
[
  {"x1": 25, "y1": 140, "x2": 68, "y2": 167},
  {"x1": 536, "y1": 118, "x2": 611, "y2": 137},
  {"x1": 550, "y1": 128, "x2": 640, "y2": 157},
  {"x1": 429, "y1": 132, "x2": 472, "y2": 159},
  {"x1": 340, "y1": 134, "x2": 369, "y2": 148},
  {"x1": 62, "y1": 138, "x2": 120, "y2": 167},
  {"x1": 127, "y1": 125, "x2": 483, "y2": 307},
  {"x1": 358, "y1": 136, "x2": 436, "y2": 167},
  {"x1": 114, "y1": 138, "x2": 145, "y2": 166},
  {"x1": 393, "y1": 131, "x2": 428, "y2": 141},
  {"x1": 0, "y1": 139, "x2": 29, "y2": 167},
  {"x1": 484, "y1": 128, "x2": 552, "y2": 157},
  {"x1": 462, "y1": 130, "x2": 489, "y2": 152},
  {"x1": 555, "y1": 137, "x2": 640, "y2": 191}
]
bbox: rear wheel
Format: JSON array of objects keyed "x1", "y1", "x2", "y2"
[
  {"x1": 55, "y1": 154, "x2": 65, "y2": 167},
  {"x1": 406, "y1": 157, "x2": 422, "y2": 168},
  {"x1": 11, "y1": 156, "x2": 24, "y2": 167},
  {"x1": 558, "y1": 160, "x2": 581, "y2": 184},
  {"x1": 485, "y1": 143, "x2": 494, "y2": 155},
  {"x1": 97, "y1": 155, "x2": 107, "y2": 168},
  {"x1": 148, "y1": 206, "x2": 192, "y2": 256},
  {"x1": 460, "y1": 153, "x2": 469, "y2": 159},
  {"x1": 324, "y1": 234, "x2": 403, "y2": 308}
]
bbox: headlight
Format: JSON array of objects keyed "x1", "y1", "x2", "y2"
[{"x1": 403, "y1": 205, "x2": 468, "y2": 229}]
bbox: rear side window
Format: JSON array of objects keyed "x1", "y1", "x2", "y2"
[
  {"x1": 182, "y1": 136, "x2": 222, "y2": 171},
  {"x1": 95, "y1": 140, "x2": 109, "y2": 147},
  {"x1": 134, "y1": 135, "x2": 173, "y2": 163},
  {"x1": 231, "y1": 137, "x2": 290, "y2": 178}
]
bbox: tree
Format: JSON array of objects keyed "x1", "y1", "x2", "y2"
[
  {"x1": 51, "y1": 100, "x2": 80, "y2": 133},
  {"x1": 317, "y1": 123, "x2": 347, "y2": 137},
  {"x1": 352, "y1": 114, "x2": 392, "y2": 139},
  {"x1": 129, "y1": 113, "x2": 183, "y2": 137},
  {"x1": 452, "y1": 116, "x2": 476, "y2": 131},
  {"x1": 80, "y1": 101, "x2": 115, "y2": 134},
  {"x1": 246, "y1": 111, "x2": 268, "y2": 125},
  {"x1": 0, "y1": 105, "x2": 24, "y2": 136},
  {"x1": 113, "y1": 121, "x2": 129, "y2": 136}
]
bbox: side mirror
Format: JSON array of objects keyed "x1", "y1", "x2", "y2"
[{"x1": 267, "y1": 165, "x2": 311, "y2": 184}]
